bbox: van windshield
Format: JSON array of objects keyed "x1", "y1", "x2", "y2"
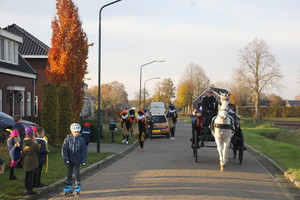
[{"x1": 152, "y1": 115, "x2": 167, "y2": 123}]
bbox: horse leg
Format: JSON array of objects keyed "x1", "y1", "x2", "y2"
[
  {"x1": 223, "y1": 135, "x2": 232, "y2": 166},
  {"x1": 215, "y1": 138, "x2": 225, "y2": 171}
]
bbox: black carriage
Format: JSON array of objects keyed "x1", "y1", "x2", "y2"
[{"x1": 190, "y1": 114, "x2": 245, "y2": 164}]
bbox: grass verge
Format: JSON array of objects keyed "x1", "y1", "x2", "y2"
[
  {"x1": 0, "y1": 144, "x2": 113, "y2": 200},
  {"x1": 241, "y1": 118, "x2": 300, "y2": 180}
]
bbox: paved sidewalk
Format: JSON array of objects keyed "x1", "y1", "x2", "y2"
[
  {"x1": 88, "y1": 142, "x2": 134, "y2": 154},
  {"x1": 22, "y1": 142, "x2": 138, "y2": 200}
]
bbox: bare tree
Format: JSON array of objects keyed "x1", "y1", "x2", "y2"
[
  {"x1": 179, "y1": 62, "x2": 210, "y2": 110},
  {"x1": 236, "y1": 38, "x2": 283, "y2": 119}
]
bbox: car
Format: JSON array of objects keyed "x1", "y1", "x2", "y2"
[
  {"x1": 0, "y1": 111, "x2": 38, "y2": 133},
  {"x1": 150, "y1": 114, "x2": 170, "y2": 138}
]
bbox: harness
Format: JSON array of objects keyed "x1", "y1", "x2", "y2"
[{"x1": 210, "y1": 113, "x2": 235, "y2": 131}]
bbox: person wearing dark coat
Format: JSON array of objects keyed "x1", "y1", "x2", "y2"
[
  {"x1": 80, "y1": 122, "x2": 92, "y2": 152},
  {"x1": 109, "y1": 117, "x2": 117, "y2": 142},
  {"x1": 23, "y1": 127, "x2": 39, "y2": 195},
  {"x1": 201, "y1": 89, "x2": 218, "y2": 127},
  {"x1": 33, "y1": 127, "x2": 49, "y2": 188}
]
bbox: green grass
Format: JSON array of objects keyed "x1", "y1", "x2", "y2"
[
  {"x1": 0, "y1": 144, "x2": 113, "y2": 200},
  {"x1": 241, "y1": 119, "x2": 300, "y2": 180},
  {"x1": 101, "y1": 124, "x2": 135, "y2": 144}
]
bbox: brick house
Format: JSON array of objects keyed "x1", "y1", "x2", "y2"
[
  {"x1": 4, "y1": 24, "x2": 50, "y2": 116},
  {"x1": 2, "y1": 24, "x2": 94, "y2": 118},
  {"x1": 0, "y1": 28, "x2": 37, "y2": 116}
]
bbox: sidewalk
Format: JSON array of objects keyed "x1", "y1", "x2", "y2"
[
  {"x1": 88, "y1": 142, "x2": 134, "y2": 154},
  {"x1": 23, "y1": 142, "x2": 138, "y2": 200}
]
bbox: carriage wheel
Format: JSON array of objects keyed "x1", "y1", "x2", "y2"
[{"x1": 238, "y1": 133, "x2": 244, "y2": 165}]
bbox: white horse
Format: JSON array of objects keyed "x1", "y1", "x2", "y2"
[{"x1": 211, "y1": 93, "x2": 234, "y2": 171}]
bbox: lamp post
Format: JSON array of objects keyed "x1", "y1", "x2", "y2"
[
  {"x1": 139, "y1": 60, "x2": 164, "y2": 109},
  {"x1": 144, "y1": 77, "x2": 160, "y2": 108},
  {"x1": 97, "y1": 0, "x2": 122, "y2": 153}
]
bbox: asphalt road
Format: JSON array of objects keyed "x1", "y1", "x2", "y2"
[{"x1": 40, "y1": 121, "x2": 300, "y2": 200}]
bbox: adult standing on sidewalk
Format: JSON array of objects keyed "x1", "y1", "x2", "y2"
[{"x1": 166, "y1": 104, "x2": 178, "y2": 141}]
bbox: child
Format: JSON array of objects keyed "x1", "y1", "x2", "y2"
[
  {"x1": 23, "y1": 126, "x2": 39, "y2": 195},
  {"x1": 0, "y1": 158, "x2": 5, "y2": 174},
  {"x1": 7, "y1": 129, "x2": 22, "y2": 180},
  {"x1": 62, "y1": 123, "x2": 87, "y2": 196},
  {"x1": 109, "y1": 117, "x2": 117, "y2": 142},
  {"x1": 135, "y1": 109, "x2": 148, "y2": 151},
  {"x1": 81, "y1": 122, "x2": 92, "y2": 152},
  {"x1": 33, "y1": 127, "x2": 49, "y2": 188}
]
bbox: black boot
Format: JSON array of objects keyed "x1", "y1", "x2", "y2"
[{"x1": 9, "y1": 167, "x2": 17, "y2": 180}]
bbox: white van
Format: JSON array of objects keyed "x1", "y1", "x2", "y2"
[{"x1": 150, "y1": 102, "x2": 166, "y2": 114}]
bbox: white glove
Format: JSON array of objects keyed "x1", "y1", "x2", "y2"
[
  {"x1": 83, "y1": 163, "x2": 86, "y2": 166},
  {"x1": 66, "y1": 161, "x2": 69, "y2": 164}
]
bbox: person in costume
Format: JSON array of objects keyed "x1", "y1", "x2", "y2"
[
  {"x1": 128, "y1": 109, "x2": 136, "y2": 137},
  {"x1": 120, "y1": 110, "x2": 132, "y2": 144},
  {"x1": 135, "y1": 109, "x2": 148, "y2": 151},
  {"x1": 166, "y1": 104, "x2": 178, "y2": 141}
]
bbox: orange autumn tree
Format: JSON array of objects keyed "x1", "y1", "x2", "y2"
[{"x1": 47, "y1": 0, "x2": 92, "y2": 121}]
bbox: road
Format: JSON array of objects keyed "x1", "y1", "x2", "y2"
[{"x1": 40, "y1": 121, "x2": 300, "y2": 200}]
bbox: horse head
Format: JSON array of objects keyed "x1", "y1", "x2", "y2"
[{"x1": 218, "y1": 93, "x2": 230, "y2": 120}]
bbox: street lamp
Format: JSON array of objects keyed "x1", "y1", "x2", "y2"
[
  {"x1": 97, "y1": 0, "x2": 123, "y2": 153},
  {"x1": 139, "y1": 60, "x2": 164, "y2": 108},
  {"x1": 144, "y1": 77, "x2": 160, "y2": 108}
]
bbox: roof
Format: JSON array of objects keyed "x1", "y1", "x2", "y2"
[
  {"x1": 4, "y1": 24, "x2": 50, "y2": 56},
  {"x1": 192, "y1": 87, "x2": 229, "y2": 109},
  {"x1": 0, "y1": 54, "x2": 36, "y2": 78}
]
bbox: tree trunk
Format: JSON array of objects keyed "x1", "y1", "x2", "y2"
[{"x1": 255, "y1": 92, "x2": 259, "y2": 120}]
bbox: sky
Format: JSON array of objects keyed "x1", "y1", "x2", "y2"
[{"x1": 1, "y1": 0, "x2": 300, "y2": 100}]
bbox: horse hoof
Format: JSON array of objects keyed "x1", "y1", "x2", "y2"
[{"x1": 220, "y1": 164, "x2": 226, "y2": 171}]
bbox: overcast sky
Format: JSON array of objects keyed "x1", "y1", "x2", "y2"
[{"x1": 1, "y1": 0, "x2": 300, "y2": 100}]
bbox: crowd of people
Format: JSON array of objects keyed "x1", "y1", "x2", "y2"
[
  {"x1": 109, "y1": 105, "x2": 178, "y2": 151},
  {"x1": 0, "y1": 115, "x2": 90, "y2": 196}
]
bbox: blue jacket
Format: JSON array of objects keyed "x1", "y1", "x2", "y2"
[
  {"x1": 62, "y1": 134, "x2": 86, "y2": 164},
  {"x1": 35, "y1": 137, "x2": 49, "y2": 164},
  {"x1": 7, "y1": 137, "x2": 22, "y2": 161},
  {"x1": 81, "y1": 127, "x2": 92, "y2": 144}
]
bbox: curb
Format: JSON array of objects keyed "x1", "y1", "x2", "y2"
[
  {"x1": 21, "y1": 142, "x2": 138, "y2": 200},
  {"x1": 245, "y1": 143, "x2": 300, "y2": 189}
]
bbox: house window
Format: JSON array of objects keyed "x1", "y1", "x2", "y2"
[
  {"x1": 0, "y1": 38, "x2": 4, "y2": 61},
  {"x1": 34, "y1": 96, "x2": 38, "y2": 116},
  {"x1": 27, "y1": 92, "x2": 31, "y2": 116},
  {"x1": 0, "y1": 37, "x2": 18, "y2": 64},
  {"x1": 0, "y1": 89, "x2": 2, "y2": 112},
  {"x1": 20, "y1": 92, "x2": 25, "y2": 117}
]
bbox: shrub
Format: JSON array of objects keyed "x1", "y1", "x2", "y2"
[
  {"x1": 58, "y1": 84, "x2": 73, "y2": 142},
  {"x1": 42, "y1": 83, "x2": 59, "y2": 144}
]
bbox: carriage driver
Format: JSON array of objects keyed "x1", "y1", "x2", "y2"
[{"x1": 201, "y1": 89, "x2": 218, "y2": 127}]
